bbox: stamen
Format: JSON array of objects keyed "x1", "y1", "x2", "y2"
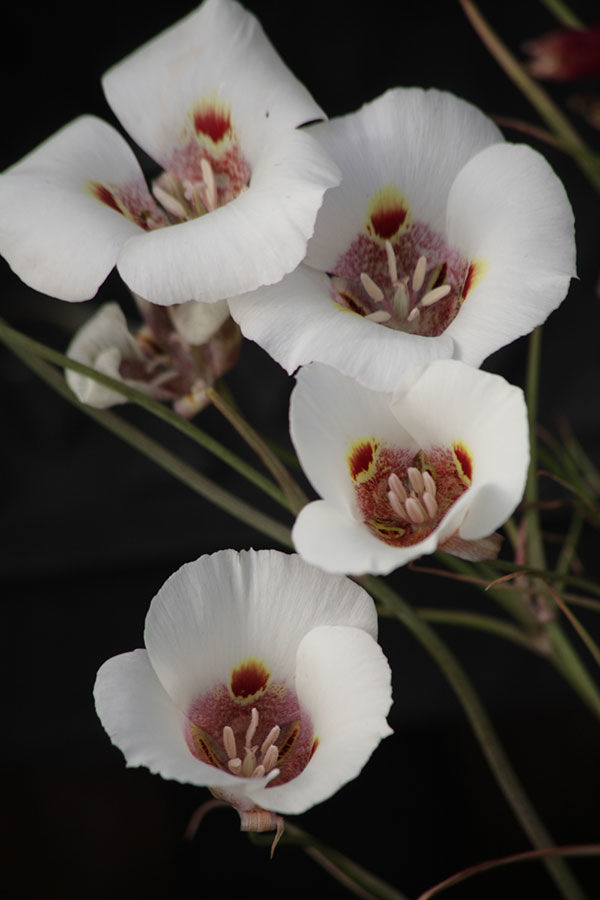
[
  {"x1": 365, "y1": 310, "x2": 391, "y2": 323},
  {"x1": 262, "y1": 744, "x2": 279, "y2": 773},
  {"x1": 245, "y1": 707, "x2": 259, "y2": 747},
  {"x1": 405, "y1": 497, "x2": 426, "y2": 524},
  {"x1": 388, "y1": 490, "x2": 408, "y2": 520},
  {"x1": 407, "y1": 467, "x2": 425, "y2": 495},
  {"x1": 385, "y1": 240, "x2": 398, "y2": 285},
  {"x1": 388, "y1": 472, "x2": 408, "y2": 503},
  {"x1": 200, "y1": 158, "x2": 218, "y2": 212},
  {"x1": 423, "y1": 471, "x2": 437, "y2": 497},
  {"x1": 420, "y1": 284, "x2": 451, "y2": 307},
  {"x1": 242, "y1": 747, "x2": 258, "y2": 777},
  {"x1": 223, "y1": 725, "x2": 237, "y2": 760},
  {"x1": 422, "y1": 491, "x2": 438, "y2": 519},
  {"x1": 228, "y1": 757, "x2": 242, "y2": 774},
  {"x1": 360, "y1": 272, "x2": 384, "y2": 304},
  {"x1": 152, "y1": 184, "x2": 189, "y2": 220},
  {"x1": 407, "y1": 307, "x2": 420, "y2": 323},
  {"x1": 412, "y1": 255, "x2": 427, "y2": 292},
  {"x1": 252, "y1": 764, "x2": 266, "y2": 779},
  {"x1": 261, "y1": 726, "x2": 281, "y2": 756}
]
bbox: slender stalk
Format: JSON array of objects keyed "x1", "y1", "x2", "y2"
[
  {"x1": 458, "y1": 0, "x2": 600, "y2": 192},
  {"x1": 252, "y1": 824, "x2": 410, "y2": 900},
  {"x1": 525, "y1": 327, "x2": 546, "y2": 571},
  {"x1": 361, "y1": 575, "x2": 587, "y2": 900},
  {"x1": 8, "y1": 345, "x2": 293, "y2": 550},
  {"x1": 415, "y1": 608, "x2": 543, "y2": 654},
  {"x1": 538, "y1": 0, "x2": 586, "y2": 29},
  {"x1": 207, "y1": 386, "x2": 309, "y2": 514},
  {"x1": 0, "y1": 317, "x2": 289, "y2": 510},
  {"x1": 418, "y1": 843, "x2": 600, "y2": 900}
]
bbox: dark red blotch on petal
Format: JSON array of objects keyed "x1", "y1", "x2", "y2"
[
  {"x1": 454, "y1": 444, "x2": 473, "y2": 482},
  {"x1": 461, "y1": 263, "x2": 476, "y2": 300},
  {"x1": 230, "y1": 659, "x2": 270, "y2": 699},
  {"x1": 370, "y1": 206, "x2": 407, "y2": 240},
  {"x1": 349, "y1": 440, "x2": 376, "y2": 481},
  {"x1": 194, "y1": 107, "x2": 232, "y2": 143},
  {"x1": 93, "y1": 183, "x2": 122, "y2": 215}
]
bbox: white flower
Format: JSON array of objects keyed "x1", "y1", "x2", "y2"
[
  {"x1": 230, "y1": 88, "x2": 576, "y2": 391},
  {"x1": 289, "y1": 361, "x2": 529, "y2": 575},
  {"x1": 94, "y1": 549, "x2": 392, "y2": 830},
  {"x1": 0, "y1": 0, "x2": 339, "y2": 305},
  {"x1": 66, "y1": 300, "x2": 240, "y2": 417}
]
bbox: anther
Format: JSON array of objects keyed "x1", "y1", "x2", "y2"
[
  {"x1": 423, "y1": 471, "x2": 437, "y2": 497},
  {"x1": 223, "y1": 725, "x2": 237, "y2": 760},
  {"x1": 228, "y1": 757, "x2": 242, "y2": 774},
  {"x1": 385, "y1": 240, "x2": 398, "y2": 285},
  {"x1": 407, "y1": 307, "x2": 420, "y2": 323},
  {"x1": 200, "y1": 158, "x2": 218, "y2": 212},
  {"x1": 388, "y1": 472, "x2": 408, "y2": 503},
  {"x1": 252, "y1": 764, "x2": 266, "y2": 779},
  {"x1": 245, "y1": 707, "x2": 259, "y2": 747},
  {"x1": 360, "y1": 272, "x2": 384, "y2": 304},
  {"x1": 262, "y1": 744, "x2": 279, "y2": 773},
  {"x1": 405, "y1": 497, "x2": 426, "y2": 524},
  {"x1": 365, "y1": 310, "x2": 391, "y2": 323},
  {"x1": 261, "y1": 726, "x2": 281, "y2": 756},
  {"x1": 412, "y1": 255, "x2": 427, "y2": 292},
  {"x1": 420, "y1": 284, "x2": 451, "y2": 307},
  {"x1": 407, "y1": 467, "x2": 425, "y2": 495},
  {"x1": 388, "y1": 490, "x2": 407, "y2": 520},
  {"x1": 422, "y1": 491, "x2": 438, "y2": 519},
  {"x1": 152, "y1": 184, "x2": 189, "y2": 220}
]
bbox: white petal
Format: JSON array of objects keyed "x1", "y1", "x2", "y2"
[
  {"x1": 292, "y1": 499, "x2": 443, "y2": 575},
  {"x1": 290, "y1": 363, "x2": 415, "y2": 515},
  {"x1": 116, "y1": 130, "x2": 339, "y2": 305},
  {"x1": 230, "y1": 266, "x2": 454, "y2": 391},
  {"x1": 0, "y1": 116, "x2": 157, "y2": 301},
  {"x1": 169, "y1": 299, "x2": 230, "y2": 344},
  {"x1": 247, "y1": 625, "x2": 392, "y2": 815},
  {"x1": 66, "y1": 302, "x2": 156, "y2": 408},
  {"x1": 144, "y1": 549, "x2": 378, "y2": 710},
  {"x1": 94, "y1": 649, "x2": 246, "y2": 790},
  {"x1": 445, "y1": 143, "x2": 576, "y2": 365},
  {"x1": 102, "y1": 0, "x2": 326, "y2": 169},
  {"x1": 390, "y1": 359, "x2": 529, "y2": 538},
  {"x1": 304, "y1": 88, "x2": 503, "y2": 271}
]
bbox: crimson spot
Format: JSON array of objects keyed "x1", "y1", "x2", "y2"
[
  {"x1": 461, "y1": 262, "x2": 476, "y2": 299},
  {"x1": 230, "y1": 659, "x2": 269, "y2": 699},
  {"x1": 454, "y1": 443, "x2": 473, "y2": 482},
  {"x1": 193, "y1": 107, "x2": 232, "y2": 143},
  {"x1": 93, "y1": 183, "x2": 122, "y2": 215},
  {"x1": 348, "y1": 440, "x2": 377, "y2": 481},
  {"x1": 369, "y1": 206, "x2": 407, "y2": 240}
]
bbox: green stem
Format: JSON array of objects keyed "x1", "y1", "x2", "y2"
[
  {"x1": 415, "y1": 608, "x2": 542, "y2": 653},
  {"x1": 361, "y1": 575, "x2": 587, "y2": 900},
  {"x1": 0, "y1": 317, "x2": 289, "y2": 511},
  {"x1": 207, "y1": 386, "x2": 308, "y2": 514},
  {"x1": 251, "y1": 824, "x2": 409, "y2": 900},
  {"x1": 525, "y1": 327, "x2": 546, "y2": 571},
  {"x1": 538, "y1": 0, "x2": 586, "y2": 28},
  {"x1": 458, "y1": 0, "x2": 600, "y2": 193},
  {"x1": 9, "y1": 345, "x2": 293, "y2": 550}
]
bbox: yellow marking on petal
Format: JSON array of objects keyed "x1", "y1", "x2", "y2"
[
  {"x1": 347, "y1": 437, "x2": 380, "y2": 484},
  {"x1": 230, "y1": 657, "x2": 270, "y2": 701},
  {"x1": 367, "y1": 519, "x2": 407, "y2": 542},
  {"x1": 365, "y1": 186, "x2": 411, "y2": 243},
  {"x1": 461, "y1": 259, "x2": 488, "y2": 302},
  {"x1": 452, "y1": 441, "x2": 473, "y2": 485}
]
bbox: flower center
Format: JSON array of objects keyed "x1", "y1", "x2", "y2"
[
  {"x1": 185, "y1": 678, "x2": 317, "y2": 787},
  {"x1": 348, "y1": 442, "x2": 472, "y2": 547},
  {"x1": 331, "y1": 224, "x2": 476, "y2": 338}
]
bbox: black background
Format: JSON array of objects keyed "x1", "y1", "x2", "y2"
[{"x1": 2, "y1": 1, "x2": 600, "y2": 898}]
